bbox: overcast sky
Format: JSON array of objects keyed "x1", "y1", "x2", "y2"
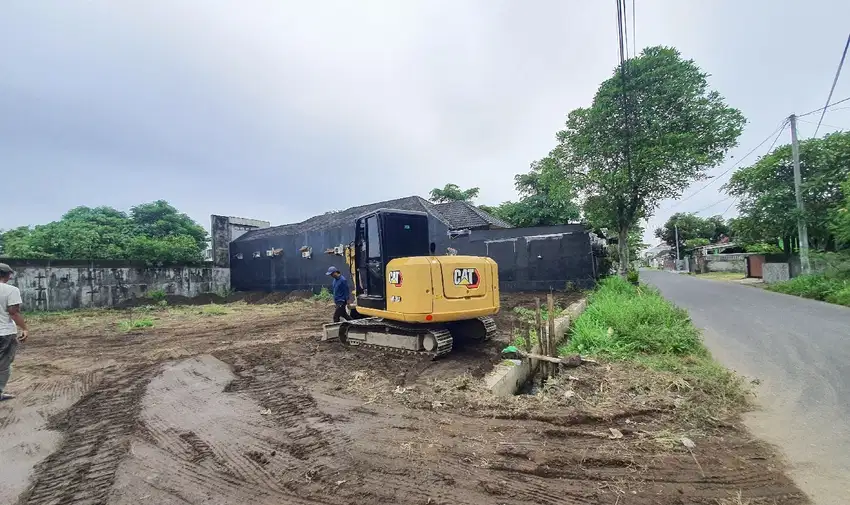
[{"x1": 2, "y1": 1, "x2": 849, "y2": 246}]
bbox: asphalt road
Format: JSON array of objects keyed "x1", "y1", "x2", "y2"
[{"x1": 642, "y1": 270, "x2": 850, "y2": 505}]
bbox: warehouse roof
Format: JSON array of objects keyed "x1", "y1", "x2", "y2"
[{"x1": 236, "y1": 196, "x2": 510, "y2": 241}]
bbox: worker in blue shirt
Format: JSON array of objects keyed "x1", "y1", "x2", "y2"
[{"x1": 326, "y1": 266, "x2": 351, "y2": 322}]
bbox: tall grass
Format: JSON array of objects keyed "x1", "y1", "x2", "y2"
[
  {"x1": 766, "y1": 274, "x2": 850, "y2": 307},
  {"x1": 561, "y1": 276, "x2": 703, "y2": 359},
  {"x1": 560, "y1": 276, "x2": 749, "y2": 422}
]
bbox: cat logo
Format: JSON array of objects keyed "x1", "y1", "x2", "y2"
[
  {"x1": 453, "y1": 268, "x2": 480, "y2": 288},
  {"x1": 388, "y1": 270, "x2": 403, "y2": 287}
]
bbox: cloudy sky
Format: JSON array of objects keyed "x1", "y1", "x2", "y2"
[{"x1": 2, "y1": 1, "x2": 849, "y2": 246}]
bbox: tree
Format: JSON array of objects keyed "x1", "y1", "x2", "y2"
[
  {"x1": 553, "y1": 46, "x2": 745, "y2": 273},
  {"x1": 0, "y1": 201, "x2": 208, "y2": 264},
  {"x1": 429, "y1": 184, "x2": 480, "y2": 203},
  {"x1": 479, "y1": 156, "x2": 580, "y2": 227},
  {"x1": 725, "y1": 131, "x2": 850, "y2": 252},
  {"x1": 830, "y1": 173, "x2": 850, "y2": 248},
  {"x1": 654, "y1": 213, "x2": 729, "y2": 250}
]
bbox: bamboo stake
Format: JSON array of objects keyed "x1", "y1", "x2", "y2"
[{"x1": 535, "y1": 298, "x2": 544, "y2": 378}]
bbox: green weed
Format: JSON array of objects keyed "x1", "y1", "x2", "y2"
[
  {"x1": 148, "y1": 289, "x2": 167, "y2": 303},
  {"x1": 313, "y1": 287, "x2": 333, "y2": 302},
  {"x1": 118, "y1": 317, "x2": 154, "y2": 332}
]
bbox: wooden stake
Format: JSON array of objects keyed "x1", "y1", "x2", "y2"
[
  {"x1": 547, "y1": 293, "x2": 556, "y2": 378},
  {"x1": 535, "y1": 298, "x2": 544, "y2": 377}
]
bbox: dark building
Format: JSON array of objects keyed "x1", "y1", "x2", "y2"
[{"x1": 229, "y1": 196, "x2": 601, "y2": 293}]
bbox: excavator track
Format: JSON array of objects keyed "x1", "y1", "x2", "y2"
[
  {"x1": 338, "y1": 316, "x2": 497, "y2": 359},
  {"x1": 341, "y1": 318, "x2": 454, "y2": 359}
]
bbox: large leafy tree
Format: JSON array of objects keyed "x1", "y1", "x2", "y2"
[
  {"x1": 725, "y1": 131, "x2": 850, "y2": 252},
  {"x1": 0, "y1": 201, "x2": 208, "y2": 264},
  {"x1": 482, "y1": 155, "x2": 580, "y2": 227},
  {"x1": 429, "y1": 184, "x2": 480, "y2": 203},
  {"x1": 554, "y1": 46, "x2": 745, "y2": 273},
  {"x1": 654, "y1": 212, "x2": 729, "y2": 250}
]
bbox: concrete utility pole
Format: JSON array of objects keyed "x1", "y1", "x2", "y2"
[
  {"x1": 674, "y1": 224, "x2": 681, "y2": 270},
  {"x1": 789, "y1": 114, "x2": 811, "y2": 274}
]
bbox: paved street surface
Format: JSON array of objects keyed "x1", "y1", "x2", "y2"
[{"x1": 642, "y1": 270, "x2": 850, "y2": 505}]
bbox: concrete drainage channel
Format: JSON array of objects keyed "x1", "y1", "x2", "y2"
[{"x1": 483, "y1": 298, "x2": 588, "y2": 397}]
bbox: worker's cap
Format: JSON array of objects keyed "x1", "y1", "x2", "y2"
[
  {"x1": 0, "y1": 263, "x2": 14, "y2": 275},
  {"x1": 325, "y1": 266, "x2": 340, "y2": 276}
]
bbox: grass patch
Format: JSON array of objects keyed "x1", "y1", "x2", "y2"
[
  {"x1": 118, "y1": 317, "x2": 155, "y2": 332},
  {"x1": 559, "y1": 276, "x2": 749, "y2": 423},
  {"x1": 200, "y1": 304, "x2": 229, "y2": 316},
  {"x1": 766, "y1": 273, "x2": 850, "y2": 306},
  {"x1": 695, "y1": 271, "x2": 746, "y2": 281}
]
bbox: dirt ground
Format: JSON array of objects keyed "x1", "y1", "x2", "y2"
[{"x1": 0, "y1": 292, "x2": 808, "y2": 505}]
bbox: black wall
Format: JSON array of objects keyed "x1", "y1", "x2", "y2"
[{"x1": 230, "y1": 221, "x2": 599, "y2": 293}]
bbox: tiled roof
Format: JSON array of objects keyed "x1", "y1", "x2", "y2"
[
  {"x1": 432, "y1": 201, "x2": 512, "y2": 230},
  {"x1": 235, "y1": 196, "x2": 509, "y2": 241}
]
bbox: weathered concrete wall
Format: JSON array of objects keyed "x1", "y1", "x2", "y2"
[
  {"x1": 705, "y1": 254, "x2": 749, "y2": 273},
  {"x1": 3, "y1": 260, "x2": 230, "y2": 310},
  {"x1": 210, "y1": 215, "x2": 270, "y2": 268},
  {"x1": 763, "y1": 262, "x2": 791, "y2": 284}
]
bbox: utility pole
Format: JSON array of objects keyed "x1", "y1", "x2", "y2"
[
  {"x1": 674, "y1": 224, "x2": 681, "y2": 270},
  {"x1": 789, "y1": 114, "x2": 811, "y2": 274}
]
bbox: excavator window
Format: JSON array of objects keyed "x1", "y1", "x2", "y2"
[{"x1": 354, "y1": 210, "x2": 430, "y2": 310}]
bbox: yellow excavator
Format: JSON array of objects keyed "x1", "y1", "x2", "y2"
[{"x1": 323, "y1": 208, "x2": 499, "y2": 359}]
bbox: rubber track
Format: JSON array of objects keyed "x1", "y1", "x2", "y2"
[
  {"x1": 17, "y1": 364, "x2": 157, "y2": 505},
  {"x1": 343, "y1": 318, "x2": 453, "y2": 359}
]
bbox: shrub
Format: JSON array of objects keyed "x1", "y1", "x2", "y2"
[
  {"x1": 148, "y1": 289, "x2": 167, "y2": 303},
  {"x1": 313, "y1": 287, "x2": 333, "y2": 302},
  {"x1": 626, "y1": 269, "x2": 639, "y2": 285}
]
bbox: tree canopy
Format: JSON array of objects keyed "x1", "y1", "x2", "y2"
[
  {"x1": 724, "y1": 131, "x2": 850, "y2": 252},
  {"x1": 0, "y1": 200, "x2": 208, "y2": 264},
  {"x1": 553, "y1": 46, "x2": 745, "y2": 272},
  {"x1": 654, "y1": 213, "x2": 730, "y2": 250},
  {"x1": 479, "y1": 156, "x2": 581, "y2": 228},
  {"x1": 429, "y1": 184, "x2": 480, "y2": 203}
]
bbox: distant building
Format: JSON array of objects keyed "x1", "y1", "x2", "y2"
[
  {"x1": 210, "y1": 216, "x2": 271, "y2": 267},
  {"x1": 228, "y1": 196, "x2": 603, "y2": 293}
]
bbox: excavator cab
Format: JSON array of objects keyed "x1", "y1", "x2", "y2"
[{"x1": 353, "y1": 209, "x2": 431, "y2": 312}]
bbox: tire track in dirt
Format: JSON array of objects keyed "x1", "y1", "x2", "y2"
[{"x1": 16, "y1": 364, "x2": 156, "y2": 505}]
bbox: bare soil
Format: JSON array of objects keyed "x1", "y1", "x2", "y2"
[{"x1": 0, "y1": 292, "x2": 808, "y2": 505}]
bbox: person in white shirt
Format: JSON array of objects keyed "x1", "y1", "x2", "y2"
[{"x1": 0, "y1": 263, "x2": 28, "y2": 401}]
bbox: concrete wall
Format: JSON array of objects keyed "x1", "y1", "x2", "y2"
[
  {"x1": 762, "y1": 262, "x2": 791, "y2": 284},
  {"x1": 211, "y1": 215, "x2": 270, "y2": 268},
  {"x1": 704, "y1": 253, "x2": 753, "y2": 273},
  {"x1": 3, "y1": 259, "x2": 230, "y2": 310}
]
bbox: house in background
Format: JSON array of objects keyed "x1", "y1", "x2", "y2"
[{"x1": 227, "y1": 196, "x2": 602, "y2": 293}]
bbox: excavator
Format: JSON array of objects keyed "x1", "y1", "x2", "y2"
[{"x1": 323, "y1": 208, "x2": 499, "y2": 359}]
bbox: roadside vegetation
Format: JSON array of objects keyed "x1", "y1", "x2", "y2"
[
  {"x1": 767, "y1": 273, "x2": 850, "y2": 306},
  {"x1": 559, "y1": 276, "x2": 750, "y2": 424}
]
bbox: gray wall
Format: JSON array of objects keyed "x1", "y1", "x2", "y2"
[
  {"x1": 704, "y1": 253, "x2": 751, "y2": 273},
  {"x1": 211, "y1": 215, "x2": 270, "y2": 268},
  {"x1": 3, "y1": 259, "x2": 230, "y2": 311}
]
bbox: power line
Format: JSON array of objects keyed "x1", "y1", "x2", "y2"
[
  {"x1": 721, "y1": 198, "x2": 738, "y2": 216},
  {"x1": 797, "y1": 117, "x2": 847, "y2": 131},
  {"x1": 813, "y1": 33, "x2": 850, "y2": 137},
  {"x1": 693, "y1": 195, "x2": 734, "y2": 214},
  {"x1": 668, "y1": 119, "x2": 789, "y2": 209},
  {"x1": 798, "y1": 96, "x2": 850, "y2": 117}
]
